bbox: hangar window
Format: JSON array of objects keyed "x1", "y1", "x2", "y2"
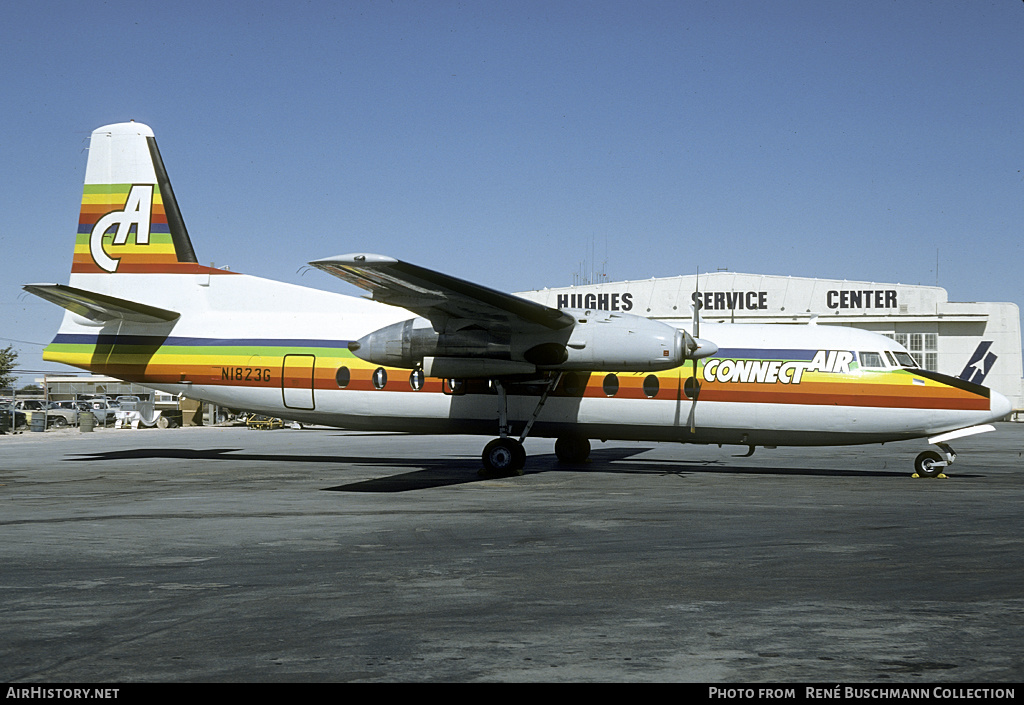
[
  {"x1": 858, "y1": 352, "x2": 885, "y2": 369},
  {"x1": 907, "y1": 333, "x2": 938, "y2": 370},
  {"x1": 894, "y1": 331, "x2": 938, "y2": 371},
  {"x1": 643, "y1": 374, "x2": 660, "y2": 398},
  {"x1": 923, "y1": 334, "x2": 938, "y2": 371},
  {"x1": 335, "y1": 366, "x2": 350, "y2": 389}
]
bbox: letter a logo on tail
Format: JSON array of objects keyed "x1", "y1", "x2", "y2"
[
  {"x1": 90, "y1": 184, "x2": 153, "y2": 272},
  {"x1": 72, "y1": 122, "x2": 211, "y2": 276}
]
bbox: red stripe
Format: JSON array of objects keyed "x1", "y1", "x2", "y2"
[{"x1": 71, "y1": 261, "x2": 238, "y2": 275}]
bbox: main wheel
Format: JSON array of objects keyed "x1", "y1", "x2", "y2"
[
  {"x1": 482, "y1": 438, "x2": 526, "y2": 475},
  {"x1": 555, "y1": 435, "x2": 591, "y2": 464},
  {"x1": 914, "y1": 450, "x2": 945, "y2": 478}
]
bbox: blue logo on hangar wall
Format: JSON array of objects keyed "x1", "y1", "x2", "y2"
[{"x1": 959, "y1": 341, "x2": 997, "y2": 384}]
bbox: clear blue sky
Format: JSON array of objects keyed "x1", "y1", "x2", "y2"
[{"x1": 2, "y1": 0, "x2": 1022, "y2": 383}]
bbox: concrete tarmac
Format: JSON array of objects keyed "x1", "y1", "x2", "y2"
[{"x1": 1, "y1": 422, "x2": 1022, "y2": 683}]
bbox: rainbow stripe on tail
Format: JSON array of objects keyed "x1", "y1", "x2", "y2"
[{"x1": 71, "y1": 122, "x2": 220, "y2": 275}]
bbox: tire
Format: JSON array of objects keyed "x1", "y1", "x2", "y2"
[
  {"x1": 915, "y1": 450, "x2": 945, "y2": 478},
  {"x1": 51, "y1": 416, "x2": 68, "y2": 428},
  {"x1": 555, "y1": 436, "x2": 591, "y2": 465},
  {"x1": 482, "y1": 438, "x2": 526, "y2": 475}
]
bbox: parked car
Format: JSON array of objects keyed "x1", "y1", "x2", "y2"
[
  {"x1": 1, "y1": 405, "x2": 28, "y2": 432},
  {"x1": 10, "y1": 399, "x2": 76, "y2": 428},
  {"x1": 78, "y1": 398, "x2": 118, "y2": 425},
  {"x1": 48, "y1": 401, "x2": 81, "y2": 427}
]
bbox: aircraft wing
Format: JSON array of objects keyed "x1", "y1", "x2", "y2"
[{"x1": 310, "y1": 254, "x2": 573, "y2": 330}]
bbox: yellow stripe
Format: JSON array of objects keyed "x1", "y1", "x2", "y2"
[
  {"x1": 81, "y1": 192, "x2": 164, "y2": 205},
  {"x1": 73, "y1": 243, "x2": 179, "y2": 256}
]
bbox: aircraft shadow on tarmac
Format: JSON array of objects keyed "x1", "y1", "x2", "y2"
[{"x1": 63, "y1": 446, "x2": 934, "y2": 493}]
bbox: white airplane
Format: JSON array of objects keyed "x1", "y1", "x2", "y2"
[{"x1": 25, "y1": 122, "x2": 1012, "y2": 477}]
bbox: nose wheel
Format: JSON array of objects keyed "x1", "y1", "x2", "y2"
[{"x1": 914, "y1": 443, "x2": 955, "y2": 478}]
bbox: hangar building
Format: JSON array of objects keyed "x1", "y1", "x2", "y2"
[{"x1": 519, "y1": 272, "x2": 1023, "y2": 413}]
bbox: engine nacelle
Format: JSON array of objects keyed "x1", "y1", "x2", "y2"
[
  {"x1": 349, "y1": 316, "x2": 512, "y2": 368},
  {"x1": 348, "y1": 309, "x2": 715, "y2": 376},
  {"x1": 552, "y1": 309, "x2": 685, "y2": 372}
]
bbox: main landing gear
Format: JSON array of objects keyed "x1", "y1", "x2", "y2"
[
  {"x1": 479, "y1": 374, "x2": 593, "y2": 476},
  {"x1": 913, "y1": 442, "x2": 956, "y2": 479},
  {"x1": 481, "y1": 437, "x2": 527, "y2": 475}
]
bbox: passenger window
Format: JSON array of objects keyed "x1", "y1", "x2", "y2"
[
  {"x1": 643, "y1": 375, "x2": 660, "y2": 398},
  {"x1": 602, "y1": 373, "x2": 619, "y2": 397},
  {"x1": 409, "y1": 369, "x2": 425, "y2": 391},
  {"x1": 859, "y1": 352, "x2": 884, "y2": 369}
]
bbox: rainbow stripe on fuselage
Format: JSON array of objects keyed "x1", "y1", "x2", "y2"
[{"x1": 43, "y1": 307, "x2": 998, "y2": 445}]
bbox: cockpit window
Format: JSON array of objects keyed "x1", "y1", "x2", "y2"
[
  {"x1": 859, "y1": 351, "x2": 885, "y2": 368},
  {"x1": 892, "y1": 351, "x2": 918, "y2": 367},
  {"x1": 885, "y1": 351, "x2": 899, "y2": 367}
]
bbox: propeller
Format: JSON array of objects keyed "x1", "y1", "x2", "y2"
[
  {"x1": 684, "y1": 273, "x2": 716, "y2": 433},
  {"x1": 686, "y1": 294, "x2": 701, "y2": 433}
]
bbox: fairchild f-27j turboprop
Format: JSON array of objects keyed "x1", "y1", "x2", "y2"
[{"x1": 25, "y1": 122, "x2": 1011, "y2": 477}]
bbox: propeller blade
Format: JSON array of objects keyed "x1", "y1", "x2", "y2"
[
  {"x1": 688, "y1": 357, "x2": 699, "y2": 433},
  {"x1": 688, "y1": 270, "x2": 702, "y2": 433},
  {"x1": 692, "y1": 280, "x2": 701, "y2": 339}
]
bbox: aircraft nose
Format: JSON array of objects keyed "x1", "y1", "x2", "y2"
[{"x1": 989, "y1": 389, "x2": 1012, "y2": 421}]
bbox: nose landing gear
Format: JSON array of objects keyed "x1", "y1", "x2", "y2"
[{"x1": 914, "y1": 442, "x2": 956, "y2": 478}]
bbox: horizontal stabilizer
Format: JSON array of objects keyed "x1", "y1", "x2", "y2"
[{"x1": 23, "y1": 283, "x2": 180, "y2": 323}]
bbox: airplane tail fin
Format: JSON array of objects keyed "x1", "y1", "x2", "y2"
[
  {"x1": 28, "y1": 122, "x2": 242, "y2": 376},
  {"x1": 74, "y1": 121, "x2": 205, "y2": 275}
]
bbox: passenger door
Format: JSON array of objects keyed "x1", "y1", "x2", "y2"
[{"x1": 281, "y1": 354, "x2": 316, "y2": 410}]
